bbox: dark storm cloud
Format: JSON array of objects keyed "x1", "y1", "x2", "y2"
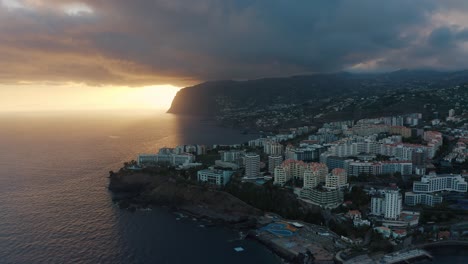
[{"x1": 1, "y1": 0, "x2": 468, "y2": 86}]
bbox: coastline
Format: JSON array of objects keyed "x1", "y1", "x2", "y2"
[
  {"x1": 107, "y1": 169, "x2": 316, "y2": 263},
  {"x1": 108, "y1": 169, "x2": 264, "y2": 230},
  {"x1": 108, "y1": 163, "x2": 468, "y2": 263},
  {"x1": 247, "y1": 231, "x2": 307, "y2": 263}
]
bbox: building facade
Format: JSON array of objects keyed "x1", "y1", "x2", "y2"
[
  {"x1": 404, "y1": 192, "x2": 443, "y2": 207},
  {"x1": 264, "y1": 141, "x2": 284, "y2": 156},
  {"x1": 413, "y1": 174, "x2": 468, "y2": 193},
  {"x1": 268, "y1": 155, "x2": 283, "y2": 173},
  {"x1": 371, "y1": 187, "x2": 402, "y2": 220},
  {"x1": 300, "y1": 188, "x2": 344, "y2": 209},
  {"x1": 138, "y1": 153, "x2": 195, "y2": 166},
  {"x1": 325, "y1": 168, "x2": 348, "y2": 189},
  {"x1": 405, "y1": 173, "x2": 467, "y2": 207},
  {"x1": 244, "y1": 153, "x2": 260, "y2": 179},
  {"x1": 273, "y1": 167, "x2": 288, "y2": 186},
  {"x1": 197, "y1": 169, "x2": 234, "y2": 186},
  {"x1": 221, "y1": 150, "x2": 245, "y2": 164}
]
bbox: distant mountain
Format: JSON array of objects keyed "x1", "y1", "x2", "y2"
[{"x1": 167, "y1": 70, "x2": 468, "y2": 116}]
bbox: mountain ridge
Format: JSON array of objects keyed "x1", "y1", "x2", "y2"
[{"x1": 168, "y1": 70, "x2": 468, "y2": 118}]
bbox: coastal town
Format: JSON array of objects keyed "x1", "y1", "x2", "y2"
[{"x1": 118, "y1": 107, "x2": 468, "y2": 264}]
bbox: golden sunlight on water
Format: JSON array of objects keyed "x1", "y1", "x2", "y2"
[{"x1": 0, "y1": 83, "x2": 181, "y2": 112}]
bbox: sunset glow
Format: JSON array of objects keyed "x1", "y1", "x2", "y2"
[{"x1": 0, "y1": 84, "x2": 181, "y2": 112}]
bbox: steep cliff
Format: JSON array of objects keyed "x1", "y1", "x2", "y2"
[{"x1": 167, "y1": 70, "x2": 468, "y2": 116}]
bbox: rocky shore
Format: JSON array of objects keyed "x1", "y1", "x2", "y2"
[{"x1": 108, "y1": 168, "x2": 263, "y2": 229}]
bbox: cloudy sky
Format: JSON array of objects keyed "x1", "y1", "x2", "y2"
[{"x1": 1, "y1": 0, "x2": 468, "y2": 110}]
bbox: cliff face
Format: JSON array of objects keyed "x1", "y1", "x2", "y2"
[
  {"x1": 167, "y1": 74, "x2": 361, "y2": 115},
  {"x1": 167, "y1": 70, "x2": 468, "y2": 116},
  {"x1": 109, "y1": 170, "x2": 262, "y2": 223}
]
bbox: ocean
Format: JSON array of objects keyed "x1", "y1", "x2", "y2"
[
  {"x1": 0, "y1": 111, "x2": 280, "y2": 264},
  {"x1": 0, "y1": 111, "x2": 465, "y2": 264}
]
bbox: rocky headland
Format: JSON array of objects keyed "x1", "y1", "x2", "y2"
[{"x1": 108, "y1": 168, "x2": 263, "y2": 229}]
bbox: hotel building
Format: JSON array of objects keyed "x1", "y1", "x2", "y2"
[
  {"x1": 244, "y1": 153, "x2": 260, "y2": 179},
  {"x1": 197, "y1": 169, "x2": 234, "y2": 186}
]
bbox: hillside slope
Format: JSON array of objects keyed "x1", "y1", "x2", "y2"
[{"x1": 168, "y1": 70, "x2": 468, "y2": 116}]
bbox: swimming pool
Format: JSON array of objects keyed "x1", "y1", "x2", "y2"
[{"x1": 261, "y1": 223, "x2": 295, "y2": 237}]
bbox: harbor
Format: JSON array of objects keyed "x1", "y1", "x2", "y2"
[{"x1": 251, "y1": 216, "x2": 339, "y2": 263}]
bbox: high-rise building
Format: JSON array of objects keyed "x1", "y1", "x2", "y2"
[
  {"x1": 325, "y1": 168, "x2": 347, "y2": 189},
  {"x1": 304, "y1": 162, "x2": 328, "y2": 189},
  {"x1": 244, "y1": 153, "x2": 260, "y2": 179},
  {"x1": 391, "y1": 116, "x2": 404, "y2": 126},
  {"x1": 221, "y1": 150, "x2": 245, "y2": 164},
  {"x1": 264, "y1": 141, "x2": 284, "y2": 156},
  {"x1": 273, "y1": 167, "x2": 288, "y2": 186},
  {"x1": 370, "y1": 186, "x2": 402, "y2": 220},
  {"x1": 274, "y1": 160, "x2": 328, "y2": 187},
  {"x1": 303, "y1": 162, "x2": 327, "y2": 183},
  {"x1": 268, "y1": 155, "x2": 283, "y2": 173},
  {"x1": 371, "y1": 195, "x2": 385, "y2": 216},
  {"x1": 303, "y1": 169, "x2": 319, "y2": 189},
  {"x1": 384, "y1": 188, "x2": 402, "y2": 220}
]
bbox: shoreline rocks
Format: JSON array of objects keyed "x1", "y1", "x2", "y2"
[{"x1": 108, "y1": 169, "x2": 263, "y2": 229}]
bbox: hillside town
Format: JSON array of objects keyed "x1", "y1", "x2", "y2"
[
  {"x1": 213, "y1": 84, "x2": 468, "y2": 132},
  {"x1": 133, "y1": 110, "x2": 468, "y2": 263}
]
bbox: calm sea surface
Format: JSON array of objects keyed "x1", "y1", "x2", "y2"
[
  {"x1": 0, "y1": 111, "x2": 465, "y2": 264},
  {"x1": 0, "y1": 111, "x2": 280, "y2": 264}
]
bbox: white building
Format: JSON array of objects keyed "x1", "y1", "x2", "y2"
[
  {"x1": 413, "y1": 174, "x2": 468, "y2": 193},
  {"x1": 244, "y1": 153, "x2": 260, "y2": 179},
  {"x1": 302, "y1": 162, "x2": 328, "y2": 188},
  {"x1": 274, "y1": 160, "x2": 328, "y2": 187},
  {"x1": 371, "y1": 187, "x2": 402, "y2": 220},
  {"x1": 404, "y1": 192, "x2": 443, "y2": 207},
  {"x1": 371, "y1": 195, "x2": 385, "y2": 216},
  {"x1": 248, "y1": 138, "x2": 269, "y2": 147},
  {"x1": 381, "y1": 161, "x2": 413, "y2": 175},
  {"x1": 384, "y1": 188, "x2": 402, "y2": 220},
  {"x1": 197, "y1": 169, "x2": 234, "y2": 186},
  {"x1": 303, "y1": 169, "x2": 319, "y2": 189},
  {"x1": 221, "y1": 150, "x2": 245, "y2": 164},
  {"x1": 264, "y1": 141, "x2": 284, "y2": 156},
  {"x1": 406, "y1": 173, "x2": 467, "y2": 207},
  {"x1": 137, "y1": 153, "x2": 195, "y2": 166},
  {"x1": 273, "y1": 166, "x2": 289, "y2": 186},
  {"x1": 325, "y1": 168, "x2": 348, "y2": 189}
]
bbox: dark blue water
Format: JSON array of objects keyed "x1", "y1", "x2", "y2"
[
  {"x1": 0, "y1": 111, "x2": 280, "y2": 264},
  {"x1": 428, "y1": 246, "x2": 468, "y2": 263}
]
